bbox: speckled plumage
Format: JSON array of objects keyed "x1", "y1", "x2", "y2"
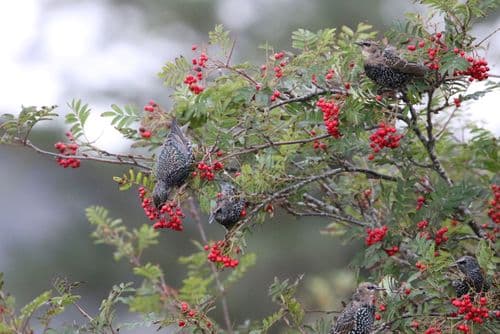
[
  {"x1": 356, "y1": 41, "x2": 427, "y2": 89},
  {"x1": 152, "y1": 119, "x2": 194, "y2": 209},
  {"x1": 209, "y1": 182, "x2": 245, "y2": 230},
  {"x1": 452, "y1": 256, "x2": 489, "y2": 297},
  {"x1": 330, "y1": 282, "x2": 383, "y2": 334}
]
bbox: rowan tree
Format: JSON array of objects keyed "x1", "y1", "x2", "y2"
[{"x1": 0, "y1": 0, "x2": 499, "y2": 333}]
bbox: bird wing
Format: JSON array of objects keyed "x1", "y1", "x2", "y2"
[
  {"x1": 383, "y1": 47, "x2": 427, "y2": 76},
  {"x1": 168, "y1": 119, "x2": 193, "y2": 158},
  {"x1": 331, "y1": 302, "x2": 356, "y2": 334}
]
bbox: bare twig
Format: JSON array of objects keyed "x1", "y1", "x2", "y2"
[
  {"x1": 282, "y1": 203, "x2": 369, "y2": 227},
  {"x1": 268, "y1": 87, "x2": 347, "y2": 111},
  {"x1": 220, "y1": 134, "x2": 330, "y2": 162},
  {"x1": 21, "y1": 139, "x2": 152, "y2": 171},
  {"x1": 474, "y1": 27, "x2": 500, "y2": 47}
]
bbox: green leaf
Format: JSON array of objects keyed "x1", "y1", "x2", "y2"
[
  {"x1": 208, "y1": 24, "x2": 232, "y2": 51},
  {"x1": 158, "y1": 56, "x2": 191, "y2": 87},
  {"x1": 291, "y1": 29, "x2": 318, "y2": 50},
  {"x1": 133, "y1": 263, "x2": 163, "y2": 282},
  {"x1": 20, "y1": 291, "x2": 52, "y2": 321}
]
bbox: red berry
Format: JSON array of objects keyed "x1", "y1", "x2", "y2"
[{"x1": 407, "y1": 45, "x2": 416, "y2": 51}]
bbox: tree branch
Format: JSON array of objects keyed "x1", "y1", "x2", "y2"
[
  {"x1": 219, "y1": 134, "x2": 331, "y2": 162},
  {"x1": 21, "y1": 139, "x2": 152, "y2": 171},
  {"x1": 268, "y1": 87, "x2": 347, "y2": 111}
]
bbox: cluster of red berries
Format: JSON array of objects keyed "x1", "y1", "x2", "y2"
[
  {"x1": 309, "y1": 130, "x2": 327, "y2": 150},
  {"x1": 193, "y1": 160, "x2": 224, "y2": 181},
  {"x1": 325, "y1": 68, "x2": 335, "y2": 80},
  {"x1": 143, "y1": 99, "x2": 157, "y2": 112},
  {"x1": 416, "y1": 195, "x2": 426, "y2": 210},
  {"x1": 316, "y1": 98, "x2": 341, "y2": 139},
  {"x1": 204, "y1": 241, "x2": 239, "y2": 268},
  {"x1": 415, "y1": 261, "x2": 427, "y2": 272},
  {"x1": 424, "y1": 327, "x2": 442, "y2": 334},
  {"x1": 434, "y1": 227, "x2": 448, "y2": 246},
  {"x1": 488, "y1": 184, "x2": 500, "y2": 224},
  {"x1": 453, "y1": 48, "x2": 489, "y2": 82},
  {"x1": 368, "y1": 123, "x2": 402, "y2": 160},
  {"x1": 153, "y1": 201, "x2": 185, "y2": 231},
  {"x1": 182, "y1": 48, "x2": 208, "y2": 94},
  {"x1": 424, "y1": 32, "x2": 446, "y2": 70},
  {"x1": 452, "y1": 294, "x2": 491, "y2": 331},
  {"x1": 138, "y1": 187, "x2": 184, "y2": 231},
  {"x1": 417, "y1": 219, "x2": 429, "y2": 230},
  {"x1": 270, "y1": 90, "x2": 281, "y2": 102},
  {"x1": 54, "y1": 132, "x2": 81, "y2": 168},
  {"x1": 407, "y1": 39, "x2": 426, "y2": 52},
  {"x1": 374, "y1": 303, "x2": 386, "y2": 321},
  {"x1": 384, "y1": 245, "x2": 399, "y2": 256},
  {"x1": 454, "y1": 97, "x2": 461, "y2": 108},
  {"x1": 139, "y1": 187, "x2": 159, "y2": 220},
  {"x1": 138, "y1": 126, "x2": 151, "y2": 139},
  {"x1": 270, "y1": 51, "x2": 286, "y2": 79},
  {"x1": 183, "y1": 74, "x2": 204, "y2": 94},
  {"x1": 365, "y1": 225, "x2": 388, "y2": 246},
  {"x1": 177, "y1": 301, "x2": 212, "y2": 329}
]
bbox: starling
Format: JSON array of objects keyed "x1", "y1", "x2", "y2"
[
  {"x1": 152, "y1": 119, "x2": 194, "y2": 209},
  {"x1": 355, "y1": 40, "x2": 427, "y2": 89},
  {"x1": 330, "y1": 282, "x2": 384, "y2": 334},
  {"x1": 451, "y1": 256, "x2": 489, "y2": 297},
  {"x1": 209, "y1": 182, "x2": 245, "y2": 230}
]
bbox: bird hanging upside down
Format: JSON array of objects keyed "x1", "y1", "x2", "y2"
[
  {"x1": 355, "y1": 40, "x2": 428, "y2": 89},
  {"x1": 152, "y1": 119, "x2": 194, "y2": 209},
  {"x1": 330, "y1": 282, "x2": 384, "y2": 334}
]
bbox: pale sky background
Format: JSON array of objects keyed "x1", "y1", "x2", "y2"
[{"x1": 0, "y1": 0, "x2": 499, "y2": 149}]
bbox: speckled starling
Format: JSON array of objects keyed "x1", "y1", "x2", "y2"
[
  {"x1": 209, "y1": 182, "x2": 245, "y2": 230},
  {"x1": 451, "y1": 256, "x2": 489, "y2": 297},
  {"x1": 330, "y1": 282, "x2": 384, "y2": 334},
  {"x1": 355, "y1": 41, "x2": 427, "y2": 89},
  {"x1": 152, "y1": 119, "x2": 194, "y2": 209}
]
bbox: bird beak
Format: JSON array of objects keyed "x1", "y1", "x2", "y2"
[
  {"x1": 375, "y1": 286, "x2": 385, "y2": 291},
  {"x1": 354, "y1": 41, "x2": 364, "y2": 47}
]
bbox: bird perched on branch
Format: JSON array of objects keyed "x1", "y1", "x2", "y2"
[
  {"x1": 355, "y1": 40, "x2": 428, "y2": 89},
  {"x1": 451, "y1": 255, "x2": 489, "y2": 297},
  {"x1": 330, "y1": 282, "x2": 384, "y2": 334},
  {"x1": 209, "y1": 182, "x2": 245, "y2": 230},
  {"x1": 152, "y1": 119, "x2": 194, "y2": 209}
]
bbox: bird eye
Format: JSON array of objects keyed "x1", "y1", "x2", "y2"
[
  {"x1": 363, "y1": 42, "x2": 371, "y2": 47},
  {"x1": 367, "y1": 285, "x2": 375, "y2": 290}
]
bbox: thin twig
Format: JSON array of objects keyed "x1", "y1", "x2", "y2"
[
  {"x1": 188, "y1": 197, "x2": 234, "y2": 334},
  {"x1": 22, "y1": 140, "x2": 152, "y2": 171},
  {"x1": 74, "y1": 303, "x2": 95, "y2": 322},
  {"x1": 474, "y1": 27, "x2": 500, "y2": 47},
  {"x1": 268, "y1": 87, "x2": 347, "y2": 111},
  {"x1": 219, "y1": 134, "x2": 330, "y2": 162}
]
